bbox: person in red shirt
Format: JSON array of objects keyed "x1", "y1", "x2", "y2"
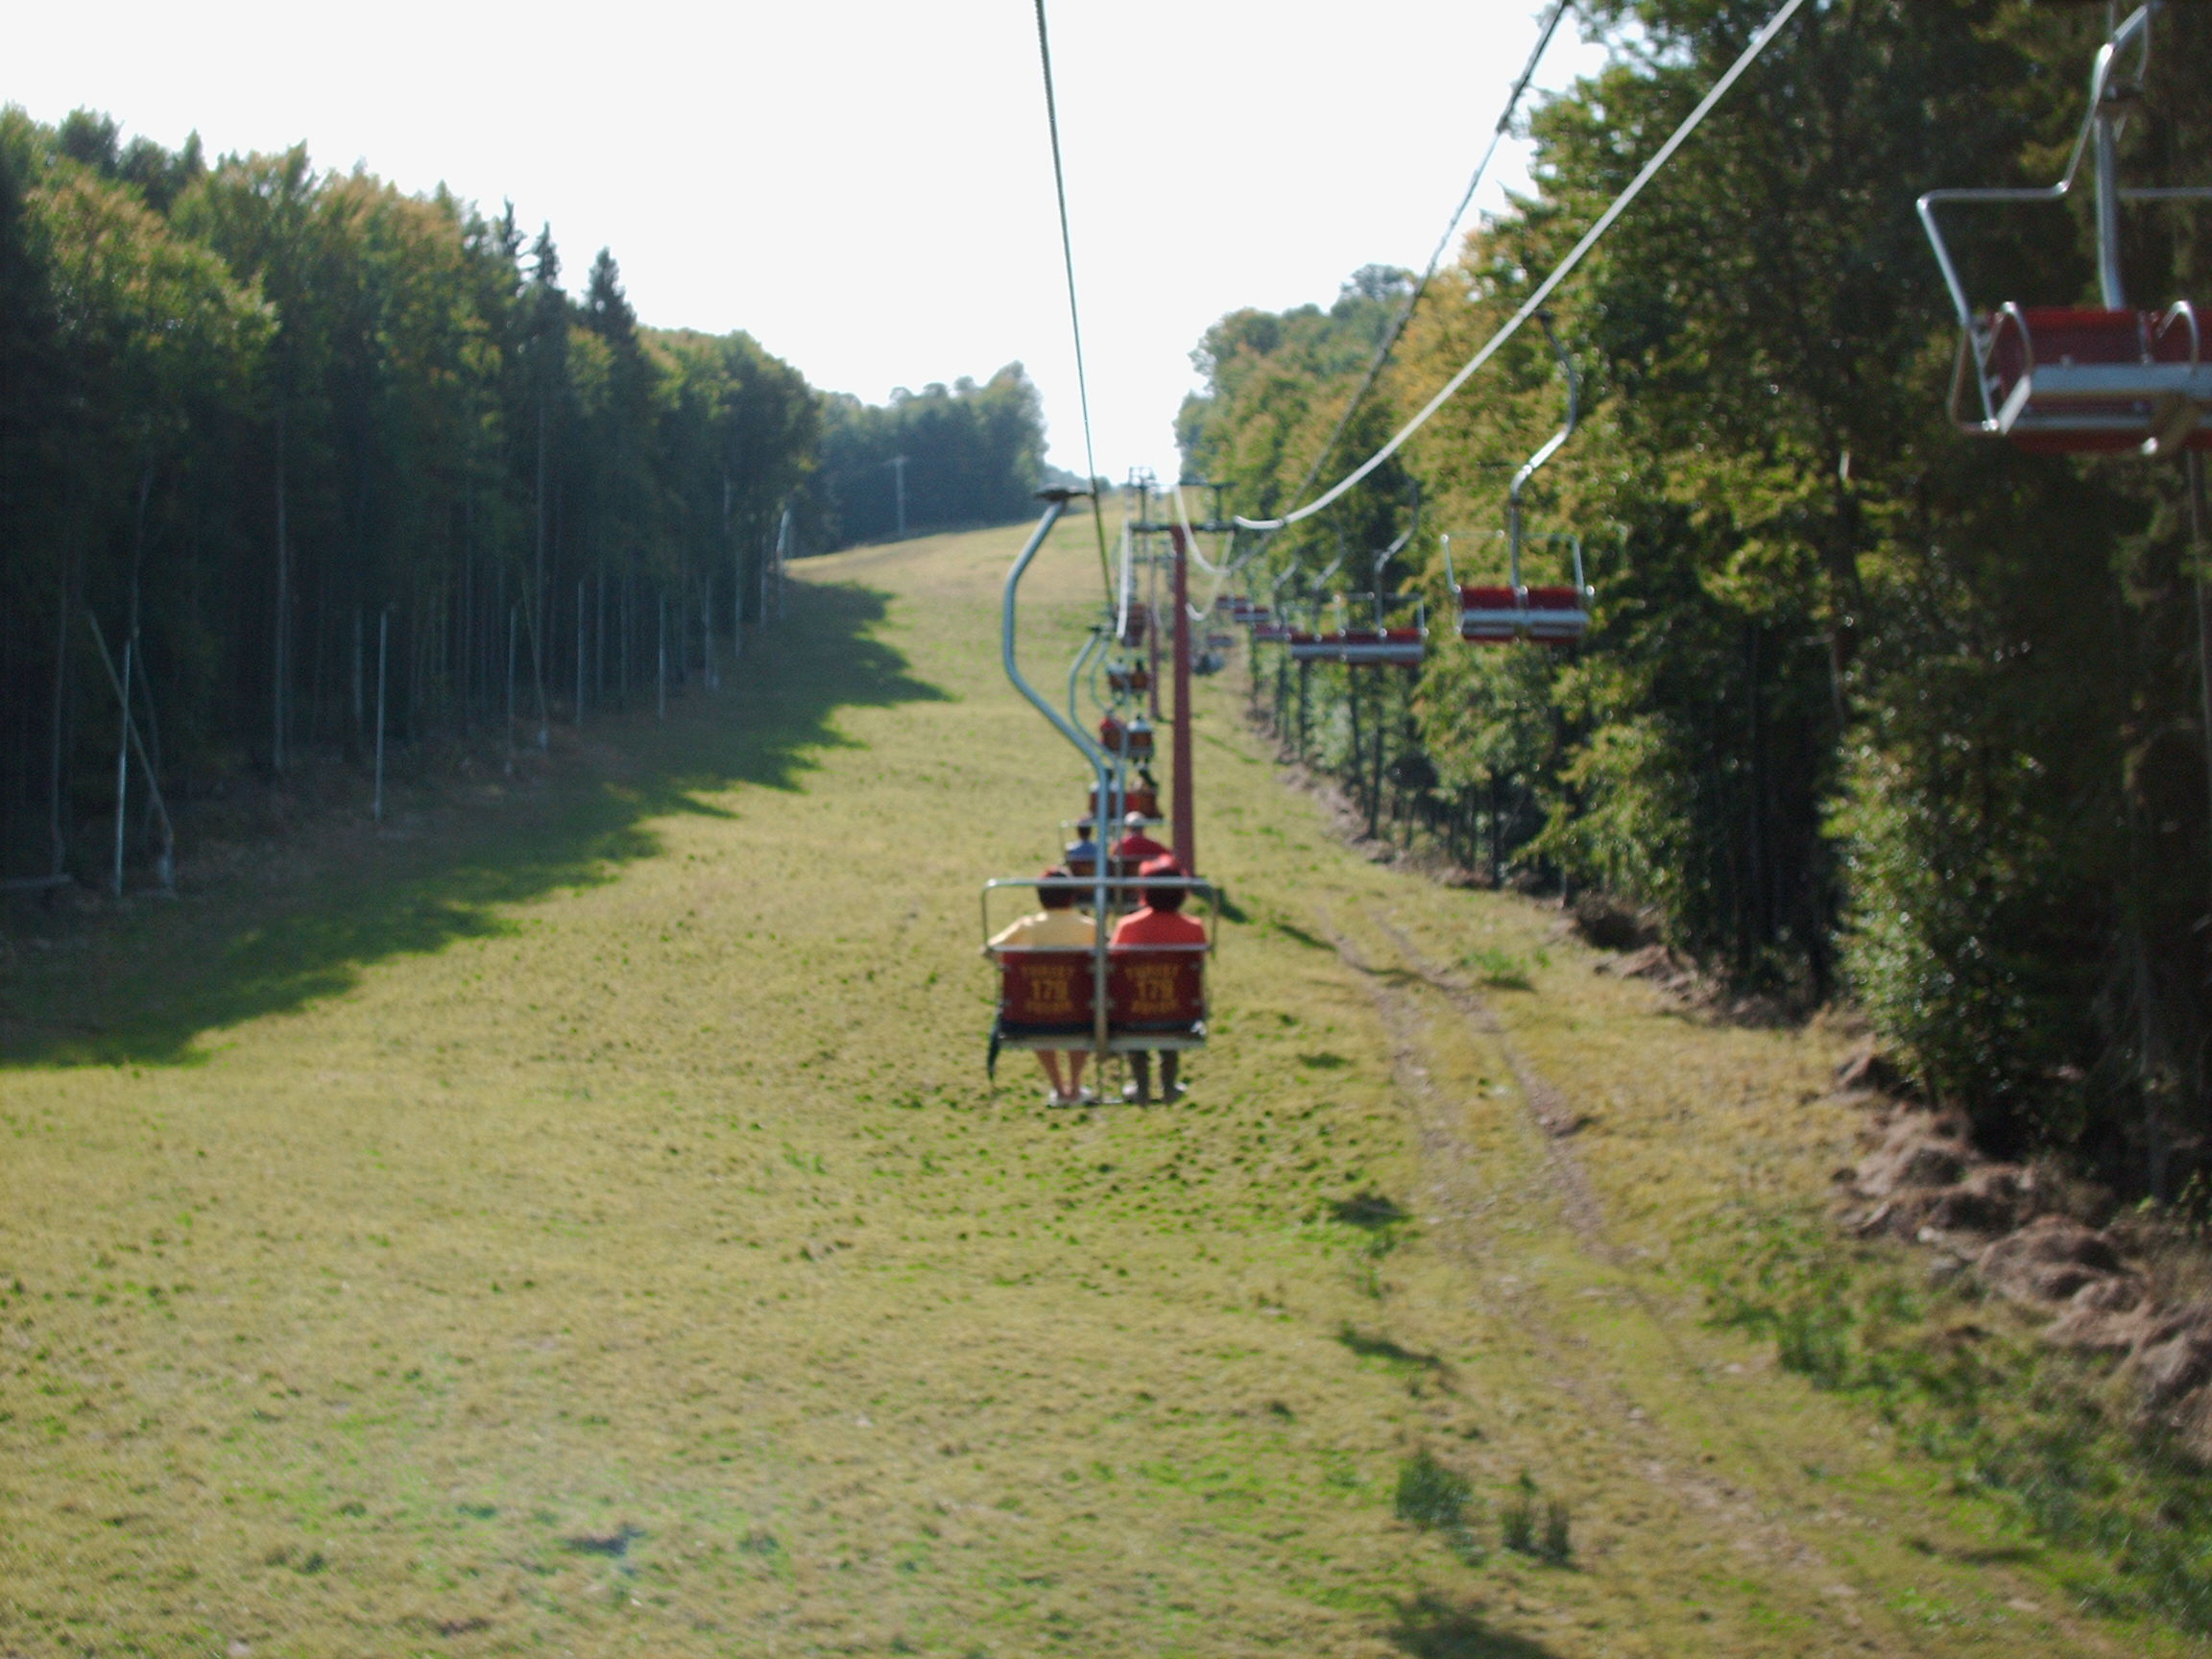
[
  {"x1": 1111, "y1": 809, "x2": 1171, "y2": 874},
  {"x1": 1111, "y1": 855, "x2": 1205, "y2": 1104}
]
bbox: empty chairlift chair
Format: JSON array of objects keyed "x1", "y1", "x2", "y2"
[
  {"x1": 1447, "y1": 313, "x2": 1595, "y2": 647},
  {"x1": 1286, "y1": 619, "x2": 1342, "y2": 664},
  {"x1": 1335, "y1": 525, "x2": 1428, "y2": 667},
  {"x1": 1919, "y1": 4, "x2": 2211, "y2": 457},
  {"x1": 1334, "y1": 625, "x2": 1427, "y2": 666}
]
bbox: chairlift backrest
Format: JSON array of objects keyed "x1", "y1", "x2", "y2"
[
  {"x1": 1107, "y1": 948, "x2": 1206, "y2": 1031},
  {"x1": 998, "y1": 950, "x2": 1095, "y2": 1032}
]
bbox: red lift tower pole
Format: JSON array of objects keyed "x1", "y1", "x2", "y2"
[{"x1": 1168, "y1": 523, "x2": 1196, "y2": 874}]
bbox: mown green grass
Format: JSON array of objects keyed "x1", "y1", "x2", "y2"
[
  {"x1": 1703, "y1": 1205, "x2": 2212, "y2": 1635},
  {"x1": 0, "y1": 518, "x2": 2186, "y2": 1656}
]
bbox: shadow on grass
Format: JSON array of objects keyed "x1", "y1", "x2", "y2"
[
  {"x1": 1389, "y1": 1592, "x2": 1560, "y2": 1658},
  {"x1": 1337, "y1": 1323, "x2": 1445, "y2": 1373},
  {"x1": 1, "y1": 580, "x2": 944, "y2": 1069}
]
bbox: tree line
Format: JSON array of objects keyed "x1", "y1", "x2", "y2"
[
  {"x1": 1182, "y1": 0, "x2": 2211, "y2": 1196},
  {"x1": 804, "y1": 366, "x2": 1054, "y2": 548},
  {"x1": 0, "y1": 107, "x2": 1050, "y2": 889}
]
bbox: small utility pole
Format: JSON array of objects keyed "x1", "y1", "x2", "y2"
[
  {"x1": 272, "y1": 405, "x2": 288, "y2": 775},
  {"x1": 351, "y1": 608, "x2": 364, "y2": 750},
  {"x1": 776, "y1": 506, "x2": 792, "y2": 621},
  {"x1": 373, "y1": 608, "x2": 390, "y2": 822},
  {"x1": 2190, "y1": 450, "x2": 2212, "y2": 905},
  {"x1": 575, "y1": 579, "x2": 587, "y2": 724},
  {"x1": 657, "y1": 592, "x2": 667, "y2": 720},
  {"x1": 85, "y1": 613, "x2": 172, "y2": 890},
  {"x1": 1168, "y1": 523, "x2": 1196, "y2": 874},
  {"x1": 887, "y1": 453, "x2": 909, "y2": 540},
  {"x1": 505, "y1": 606, "x2": 517, "y2": 776},
  {"x1": 111, "y1": 635, "x2": 133, "y2": 896},
  {"x1": 725, "y1": 473, "x2": 744, "y2": 664}
]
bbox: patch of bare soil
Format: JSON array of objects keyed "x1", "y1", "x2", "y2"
[{"x1": 1838, "y1": 1070, "x2": 2212, "y2": 1459}]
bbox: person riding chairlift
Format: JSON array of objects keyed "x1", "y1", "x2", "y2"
[
  {"x1": 1111, "y1": 810, "x2": 1170, "y2": 876},
  {"x1": 1112, "y1": 854, "x2": 1204, "y2": 1104},
  {"x1": 984, "y1": 867, "x2": 1096, "y2": 1106},
  {"x1": 1064, "y1": 819, "x2": 1100, "y2": 879}
]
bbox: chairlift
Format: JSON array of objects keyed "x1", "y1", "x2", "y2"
[
  {"x1": 981, "y1": 875, "x2": 1214, "y2": 1074},
  {"x1": 1286, "y1": 622, "x2": 1341, "y2": 663},
  {"x1": 1448, "y1": 313, "x2": 1594, "y2": 646},
  {"x1": 990, "y1": 491, "x2": 1216, "y2": 1092},
  {"x1": 1248, "y1": 565, "x2": 1295, "y2": 641},
  {"x1": 1105, "y1": 660, "x2": 1152, "y2": 697},
  {"x1": 1098, "y1": 712, "x2": 1155, "y2": 760},
  {"x1": 1091, "y1": 778, "x2": 1161, "y2": 822},
  {"x1": 1336, "y1": 522, "x2": 1428, "y2": 667},
  {"x1": 1119, "y1": 600, "x2": 1151, "y2": 648},
  {"x1": 1918, "y1": 4, "x2": 2210, "y2": 456},
  {"x1": 1334, "y1": 625, "x2": 1428, "y2": 666}
]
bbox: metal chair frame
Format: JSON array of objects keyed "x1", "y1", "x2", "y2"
[{"x1": 1917, "y1": 3, "x2": 2212, "y2": 453}]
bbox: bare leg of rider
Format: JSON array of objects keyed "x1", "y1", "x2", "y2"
[{"x1": 1124, "y1": 1052, "x2": 1152, "y2": 1105}]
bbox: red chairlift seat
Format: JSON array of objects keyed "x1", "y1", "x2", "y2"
[
  {"x1": 1456, "y1": 585, "x2": 1591, "y2": 647},
  {"x1": 993, "y1": 948, "x2": 1096, "y2": 1048},
  {"x1": 1984, "y1": 304, "x2": 2208, "y2": 453},
  {"x1": 1458, "y1": 586, "x2": 1522, "y2": 645},
  {"x1": 987, "y1": 946, "x2": 1206, "y2": 1051},
  {"x1": 1521, "y1": 586, "x2": 1592, "y2": 644},
  {"x1": 1089, "y1": 782, "x2": 1161, "y2": 821},
  {"x1": 1445, "y1": 318, "x2": 1597, "y2": 649},
  {"x1": 1286, "y1": 631, "x2": 1338, "y2": 663},
  {"x1": 1119, "y1": 602, "x2": 1150, "y2": 648},
  {"x1": 1105, "y1": 662, "x2": 1152, "y2": 696},
  {"x1": 1106, "y1": 945, "x2": 1207, "y2": 1051},
  {"x1": 1097, "y1": 715, "x2": 1153, "y2": 758},
  {"x1": 980, "y1": 876, "x2": 1213, "y2": 1074},
  {"x1": 1250, "y1": 615, "x2": 1289, "y2": 643},
  {"x1": 1335, "y1": 627, "x2": 1426, "y2": 667}
]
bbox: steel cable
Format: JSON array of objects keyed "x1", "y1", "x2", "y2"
[
  {"x1": 1238, "y1": 0, "x2": 1809, "y2": 532},
  {"x1": 1275, "y1": 0, "x2": 1573, "y2": 524},
  {"x1": 1031, "y1": 0, "x2": 1114, "y2": 594}
]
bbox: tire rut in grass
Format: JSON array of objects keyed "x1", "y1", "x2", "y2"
[
  {"x1": 1322, "y1": 906, "x2": 2063, "y2": 1656},
  {"x1": 1340, "y1": 909, "x2": 1610, "y2": 1252}
]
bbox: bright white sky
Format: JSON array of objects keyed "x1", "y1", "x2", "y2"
[{"x1": 10, "y1": 1, "x2": 1603, "y2": 481}]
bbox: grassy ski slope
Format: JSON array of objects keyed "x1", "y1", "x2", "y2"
[{"x1": 0, "y1": 519, "x2": 2178, "y2": 1657}]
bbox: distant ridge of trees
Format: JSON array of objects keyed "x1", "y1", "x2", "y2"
[{"x1": 799, "y1": 365, "x2": 1052, "y2": 550}]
